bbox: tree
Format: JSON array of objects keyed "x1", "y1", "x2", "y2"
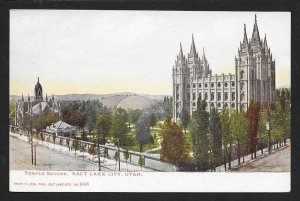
[
  {"x1": 247, "y1": 101, "x2": 261, "y2": 159},
  {"x1": 9, "y1": 101, "x2": 16, "y2": 125},
  {"x1": 138, "y1": 156, "x2": 145, "y2": 171},
  {"x1": 111, "y1": 113, "x2": 129, "y2": 146},
  {"x1": 85, "y1": 102, "x2": 98, "y2": 134},
  {"x1": 230, "y1": 110, "x2": 248, "y2": 165},
  {"x1": 258, "y1": 103, "x2": 269, "y2": 154},
  {"x1": 88, "y1": 143, "x2": 97, "y2": 155},
  {"x1": 45, "y1": 113, "x2": 58, "y2": 126},
  {"x1": 149, "y1": 113, "x2": 157, "y2": 129},
  {"x1": 160, "y1": 118, "x2": 190, "y2": 165},
  {"x1": 95, "y1": 114, "x2": 112, "y2": 142},
  {"x1": 72, "y1": 140, "x2": 80, "y2": 155},
  {"x1": 32, "y1": 115, "x2": 47, "y2": 134},
  {"x1": 123, "y1": 149, "x2": 130, "y2": 171},
  {"x1": 189, "y1": 98, "x2": 210, "y2": 170},
  {"x1": 135, "y1": 113, "x2": 153, "y2": 152},
  {"x1": 220, "y1": 109, "x2": 231, "y2": 170},
  {"x1": 181, "y1": 109, "x2": 190, "y2": 133},
  {"x1": 128, "y1": 109, "x2": 142, "y2": 129},
  {"x1": 209, "y1": 108, "x2": 222, "y2": 171}
]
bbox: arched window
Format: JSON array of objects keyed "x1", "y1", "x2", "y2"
[
  {"x1": 225, "y1": 92, "x2": 228, "y2": 101},
  {"x1": 240, "y1": 70, "x2": 245, "y2": 79},
  {"x1": 204, "y1": 93, "x2": 208, "y2": 100},
  {"x1": 211, "y1": 93, "x2": 215, "y2": 101},
  {"x1": 240, "y1": 93, "x2": 245, "y2": 101},
  {"x1": 231, "y1": 92, "x2": 235, "y2": 101},
  {"x1": 217, "y1": 92, "x2": 221, "y2": 101},
  {"x1": 240, "y1": 82, "x2": 245, "y2": 90}
]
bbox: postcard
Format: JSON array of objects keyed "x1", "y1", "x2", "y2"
[{"x1": 9, "y1": 10, "x2": 291, "y2": 192}]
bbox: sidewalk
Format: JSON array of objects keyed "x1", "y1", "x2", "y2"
[
  {"x1": 10, "y1": 132, "x2": 154, "y2": 172},
  {"x1": 215, "y1": 140, "x2": 290, "y2": 172}
]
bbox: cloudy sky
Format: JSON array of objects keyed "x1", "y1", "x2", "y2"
[{"x1": 10, "y1": 10, "x2": 290, "y2": 96}]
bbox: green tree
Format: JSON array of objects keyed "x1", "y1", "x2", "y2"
[
  {"x1": 181, "y1": 109, "x2": 190, "y2": 133},
  {"x1": 72, "y1": 140, "x2": 80, "y2": 155},
  {"x1": 135, "y1": 113, "x2": 153, "y2": 152},
  {"x1": 45, "y1": 113, "x2": 58, "y2": 126},
  {"x1": 123, "y1": 149, "x2": 130, "y2": 171},
  {"x1": 149, "y1": 113, "x2": 157, "y2": 129},
  {"x1": 247, "y1": 101, "x2": 261, "y2": 159},
  {"x1": 138, "y1": 156, "x2": 145, "y2": 171},
  {"x1": 160, "y1": 118, "x2": 190, "y2": 165},
  {"x1": 220, "y1": 109, "x2": 231, "y2": 170},
  {"x1": 128, "y1": 109, "x2": 142, "y2": 129},
  {"x1": 32, "y1": 115, "x2": 47, "y2": 134},
  {"x1": 209, "y1": 108, "x2": 222, "y2": 171},
  {"x1": 111, "y1": 113, "x2": 129, "y2": 146},
  {"x1": 190, "y1": 98, "x2": 210, "y2": 170},
  {"x1": 9, "y1": 101, "x2": 16, "y2": 125},
  {"x1": 230, "y1": 110, "x2": 248, "y2": 165},
  {"x1": 96, "y1": 114, "x2": 112, "y2": 143}
]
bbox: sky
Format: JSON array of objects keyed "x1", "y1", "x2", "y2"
[{"x1": 10, "y1": 10, "x2": 291, "y2": 96}]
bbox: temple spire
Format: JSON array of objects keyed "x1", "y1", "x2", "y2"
[
  {"x1": 243, "y1": 24, "x2": 248, "y2": 45},
  {"x1": 178, "y1": 42, "x2": 184, "y2": 59},
  {"x1": 251, "y1": 14, "x2": 260, "y2": 41},
  {"x1": 190, "y1": 33, "x2": 197, "y2": 56},
  {"x1": 202, "y1": 47, "x2": 207, "y2": 61}
]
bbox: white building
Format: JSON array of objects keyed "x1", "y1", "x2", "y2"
[
  {"x1": 46, "y1": 121, "x2": 76, "y2": 137},
  {"x1": 172, "y1": 15, "x2": 276, "y2": 121}
]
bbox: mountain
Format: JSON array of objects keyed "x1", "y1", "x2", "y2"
[{"x1": 10, "y1": 92, "x2": 170, "y2": 102}]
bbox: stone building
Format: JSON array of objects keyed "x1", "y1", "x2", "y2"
[
  {"x1": 15, "y1": 77, "x2": 60, "y2": 126},
  {"x1": 172, "y1": 15, "x2": 276, "y2": 121}
]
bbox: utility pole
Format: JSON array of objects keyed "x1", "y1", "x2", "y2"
[
  {"x1": 267, "y1": 102, "x2": 272, "y2": 154},
  {"x1": 97, "y1": 128, "x2": 101, "y2": 171},
  {"x1": 31, "y1": 142, "x2": 33, "y2": 165},
  {"x1": 34, "y1": 145, "x2": 37, "y2": 166},
  {"x1": 118, "y1": 138, "x2": 120, "y2": 172}
]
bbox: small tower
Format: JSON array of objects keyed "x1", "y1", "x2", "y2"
[
  {"x1": 34, "y1": 77, "x2": 43, "y2": 102},
  {"x1": 172, "y1": 42, "x2": 189, "y2": 122}
]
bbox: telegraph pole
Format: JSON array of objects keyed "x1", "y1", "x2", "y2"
[
  {"x1": 97, "y1": 128, "x2": 101, "y2": 171},
  {"x1": 31, "y1": 142, "x2": 33, "y2": 165},
  {"x1": 267, "y1": 102, "x2": 272, "y2": 154},
  {"x1": 34, "y1": 145, "x2": 37, "y2": 166},
  {"x1": 118, "y1": 138, "x2": 120, "y2": 171}
]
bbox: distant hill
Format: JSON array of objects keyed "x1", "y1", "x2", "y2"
[
  {"x1": 10, "y1": 92, "x2": 169, "y2": 103},
  {"x1": 117, "y1": 95, "x2": 159, "y2": 111}
]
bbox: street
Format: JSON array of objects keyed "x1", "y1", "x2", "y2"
[
  {"x1": 235, "y1": 145, "x2": 290, "y2": 172},
  {"x1": 10, "y1": 136, "x2": 153, "y2": 171}
]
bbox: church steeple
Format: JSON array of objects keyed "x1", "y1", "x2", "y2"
[
  {"x1": 251, "y1": 14, "x2": 260, "y2": 42},
  {"x1": 202, "y1": 47, "x2": 207, "y2": 64},
  {"x1": 243, "y1": 24, "x2": 248, "y2": 45},
  {"x1": 178, "y1": 43, "x2": 184, "y2": 59},
  {"x1": 190, "y1": 34, "x2": 197, "y2": 56}
]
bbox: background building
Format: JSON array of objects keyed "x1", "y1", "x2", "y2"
[
  {"x1": 15, "y1": 77, "x2": 60, "y2": 126},
  {"x1": 172, "y1": 15, "x2": 276, "y2": 121}
]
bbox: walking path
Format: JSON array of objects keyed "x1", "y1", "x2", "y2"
[
  {"x1": 10, "y1": 132, "x2": 153, "y2": 171},
  {"x1": 215, "y1": 140, "x2": 290, "y2": 172}
]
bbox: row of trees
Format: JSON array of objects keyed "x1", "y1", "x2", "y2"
[{"x1": 159, "y1": 88, "x2": 290, "y2": 171}]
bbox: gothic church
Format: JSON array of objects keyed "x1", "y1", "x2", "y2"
[
  {"x1": 172, "y1": 15, "x2": 276, "y2": 121},
  {"x1": 15, "y1": 77, "x2": 60, "y2": 126}
]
